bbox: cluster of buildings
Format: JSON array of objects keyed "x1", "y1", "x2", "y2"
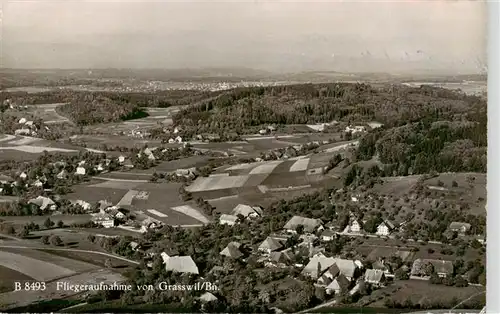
[{"x1": 14, "y1": 117, "x2": 42, "y2": 136}]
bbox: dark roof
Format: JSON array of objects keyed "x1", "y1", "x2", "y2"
[
  {"x1": 283, "y1": 215, "x2": 323, "y2": 233},
  {"x1": 220, "y1": 242, "x2": 243, "y2": 259},
  {"x1": 259, "y1": 237, "x2": 284, "y2": 252}
]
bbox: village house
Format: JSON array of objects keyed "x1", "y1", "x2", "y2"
[
  {"x1": 266, "y1": 250, "x2": 295, "y2": 268},
  {"x1": 325, "y1": 274, "x2": 350, "y2": 295},
  {"x1": 344, "y1": 218, "x2": 361, "y2": 233},
  {"x1": 220, "y1": 241, "x2": 244, "y2": 259},
  {"x1": 73, "y1": 200, "x2": 92, "y2": 211},
  {"x1": 231, "y1": 204, "x2": 263, "y2": 219},
  {"x1": 302, "y1": 256, "x2": 359, "y2": 281},
  {"x1": 219, "y1": 214, "x2": 239, "y2": 226},
  {"x1": 175, "y1": 136, "x2": 183, "y2": 143},
  {"x1": 321, "y1": 229, "x2": 336, "y2": 242},
  {"x1": 33, "y1": 180, "x2": 43, "y2": 188},
  {"x1": 376, "y1": 220, "x2": 396, "y2": 236},
  {"x1": 56, "y1": 170, "x2": 68, "y2": 180},
  {"x1": 163, "y1": 255, "x2": 199, "y2": 275},
  {"x1": 259, "y1": 129, "x2": 268, "y2": 135},
  {"x1": 364, "y1": 269, "x2": 386, "y2": 287},
  {"x1": 28, "y1": 196, "x2": 57, "y2": 211},
  {"x1": 75, "y1": 166, "x2": 86, "y2": 176},
  {"x1": 91, "y1": 213, "x2": 115, "y2": 228},
  {"x1": 118, "y1": 155, "x2": 126, "y2": 164},
  {"x1": 15, "y1": 129, "x2": 31, "y2": 136},
  {"x1": 411, "y1": 259, "x2": 454, "y2": 278},
  {"x1": 198, "y1": 292, "x2": 218, "y2": 305},
  {"x1": 140, "y1": 217, "x2": 161, "y2": 232},
  {"x1": 283, "y1": 215, "x2": 323, "y2": 234},
  {"x1": 344, "y1": 125, "x2": 366, "y2": 134},
  {"x1": 106, "y1": 206, "x2": 126, "y2": 220},
  {"x1": 19, "y1": 172, "x2": 27, "y2": 180},
  {"x1": 449, "y1": 222, "x2": 472, "y2": 235},
  {"x1": 372, "y1": 258, "x2": 394, "y2": 277},
  {"x1": 317, "y1": 264, "x2": 340, "y2": 286},
  {"x1": 258, "y1": 237, "x2": 285, "y2": 255},
  {"x1": 129, "y1": 241, "x2": 141, "y2": 252}
]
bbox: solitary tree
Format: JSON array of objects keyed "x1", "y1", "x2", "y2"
[
  {"x1": 49, "y1": 235, "x2": 63, "y2": 246},
  {"x1": 44, "y1": 217, "x2": 54, "y2": 229},
  {"x1": 41, "y1": 235, "x2": 50, "y2": 245}
]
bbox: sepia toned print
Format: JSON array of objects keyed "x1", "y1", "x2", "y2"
[{"x1": 0, "y1": 0, "x2": 487, "y2": 313}]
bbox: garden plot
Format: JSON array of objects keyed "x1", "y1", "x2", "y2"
[
  {"x1": 186, "y1": 175, "x2": 250, "y2": 192},
  {"x1": 289, "y1": 158, "x2": 310, "y2": 172},
  {"x1": 249, "y1": 160, "x2": 283, "y2": 174},
  {"x1": 171, "y1": 205, "x2": 210, "y2": 224},
  {"x1": 0, "y1": 250, "x2": 75, "y2": 282}
]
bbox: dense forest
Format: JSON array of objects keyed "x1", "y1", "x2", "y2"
[{"x1": 172, "y1": 83, "x2": 484, "y2": 133}]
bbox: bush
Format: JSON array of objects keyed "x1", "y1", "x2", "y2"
[{"x1": 49, "y1": 235, "x2": 63, "y2": 246}]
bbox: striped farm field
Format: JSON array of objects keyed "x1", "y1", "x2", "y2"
[
  {"x1": 0, "y1": 247, "x2": 97, "y2": 273},
  {"x1": 261, "y1": 172, "x2": 312, "y2": 188},
  {"x1": 0, "y1": 250, "x2": 75, "y2": 281},
  {"x1": 249, "y1": 160, "x2": 283, "y2": 174},
  {"x1": 171, "y1": 205, "x2": 210, "y2": 224},
  {"x1": 185, "y1": 175, "x2": 250, "y2": 192},
  {"x1": 289, "y1": 158, "x2": 310, "y2": 172}
]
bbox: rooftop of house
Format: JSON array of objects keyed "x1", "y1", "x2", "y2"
[
  {"x1": 163, "y1": 256, "x2": 199, "y2": 274},
  {"x1": 28, "y1": 196, "x2": 55, "y2": 210},
  {"x1": 219, "y1": 214, "x2": 239, "y2": 223},
  {"x1": 364, "y1": 269, "x2": 385, "y2": 283},
  {"x1": 283, "y1": 215, "x2": 323, "y2": 233},
  {"x1": 259, "y1": 237, "x2": 284, "y2": 252},
  {"x1": 220, "y1": 241, "x2": 243, "y2": 259},
  {"x1": 449, "y1": 221, "x2": 472, "y2": 231},
  {"x1": 232, "y1": 204, "x2": 262, "y2": 217}
]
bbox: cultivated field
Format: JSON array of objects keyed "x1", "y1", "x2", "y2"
[
  {"x1": 0, "y1": 134, "x2": 87, "y2": 160},
  {"x1": 0, "y1": 250, "x2": 76, "y2": 281},
  {"x1": 0, "y1": 265, "x2": 33, "y2": 293},
  {"x1": 364, "y1": 279, "x2": 485, "y2": 308},
  {"x1": 23, "y1": 103, "x2": 71, "y2": 124}
]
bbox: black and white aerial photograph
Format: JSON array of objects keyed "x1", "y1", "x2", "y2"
[{"x1": 0, "y1": 0, "x2": 489, "y2": 313}]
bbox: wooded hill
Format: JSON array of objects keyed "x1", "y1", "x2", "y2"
[{"x1": 173, "y1": 83, "x2": 486, "y2": 175}]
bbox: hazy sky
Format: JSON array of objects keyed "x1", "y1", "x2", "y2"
[{"x1": 1, "y1": 0, "x2": 488, "y2": 74}]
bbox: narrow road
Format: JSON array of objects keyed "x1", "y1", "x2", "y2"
[{"x1": 0, "y1": 244, "x2": 139, "y2": 265}]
